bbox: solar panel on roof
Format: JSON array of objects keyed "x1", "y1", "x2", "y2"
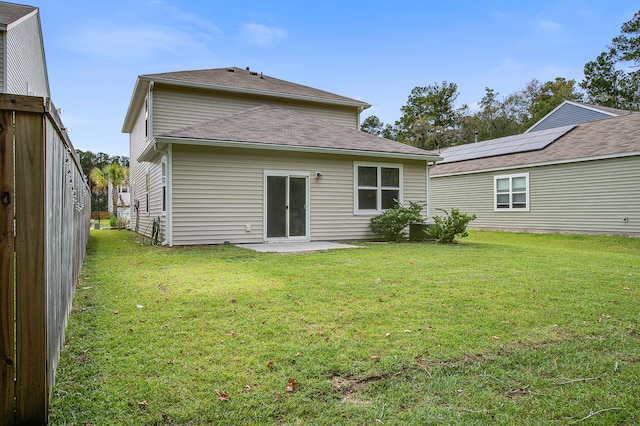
[{"x1": 439, "y1": 124, "x2": 575, "y2": 163}]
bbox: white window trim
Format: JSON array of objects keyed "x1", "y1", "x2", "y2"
[
  {"x1": 494, "y1": 172, "x2": 530, "y2": 212},
  {"x1": 263, "y1": 170, "x2": 311, "y2": 242},
  {"x1": 353, "y1": 162, "x2": 403, "y2": 215},
  {"x1": 161, "y1": 156, "x2": 167, "y2": 215},
  {"x1": 145, "y1": 168, "x2": 150, "y2": 215}
]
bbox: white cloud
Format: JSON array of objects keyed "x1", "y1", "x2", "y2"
[
  {"x1": 536, "y1": 19, "x2": 563, "y2": 33},
  {"x1": 62, "y1": 23, "x2": 205, "y2": 60},
  {"x1": 150, "y1": 0, "x2": 222, "y2": 35},
  {"x1": 491, "y1": 57, "x2": 525, "y2": 73},
  {"x1": 239, "y1": 23, "x2": 287, "y2": 46}
]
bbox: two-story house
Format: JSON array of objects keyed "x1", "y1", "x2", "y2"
[
  {"x1": 122, "y1": 67, "x2": 441, "y2": 246},
  {"x1": 0, "y1": 1, "x2": 49, "y2": 97}
]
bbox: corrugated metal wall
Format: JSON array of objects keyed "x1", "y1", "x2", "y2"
[{"x1": 431, "y1": 156, "x2": 640, "y2": 235}]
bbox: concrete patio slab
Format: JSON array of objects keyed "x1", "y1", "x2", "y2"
[{"x1": 236, "y1": 241, "x2": 362, "y2": 253}]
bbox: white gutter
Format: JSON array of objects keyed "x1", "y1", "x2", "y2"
[
  {"x1": 431, "y1": 151, "x2": 640, "y2": 178},
  {"x1": 152, "y1": 136, "x2": 443, "y2": 162}
]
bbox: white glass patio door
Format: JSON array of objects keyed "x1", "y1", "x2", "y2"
[{"x1": 265, "y1": 172, "x2": 309, "y2": 241}]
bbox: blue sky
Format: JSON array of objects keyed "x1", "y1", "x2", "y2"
[{"x1": 37, "y1": 0, "x2": 637, "y2": 157}]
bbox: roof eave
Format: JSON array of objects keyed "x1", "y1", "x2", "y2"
[
  {"x1": 139, "y1": 75, "x2": 372, "y2": 110},
  {"x1": 432, "y1": 151, "x2": 640, "y2": 177},
  {"x1": 122, "y1": 77, "x2": 150, "y2": 133},
  {"x1": 150, "y1": 136, "x2": 441, "y2": 162}
]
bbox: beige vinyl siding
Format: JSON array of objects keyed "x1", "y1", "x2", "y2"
[
  {"x1": 171, "y1": 145, "x2": 427, "y2": 245},
  {"x1": 431, "y1": 156, "x2": 640, "y2": 235},
  {"x1": 152, "y1": 85, "x2": 359, "y2": 135},
  {"x1": 129, "y1": 101, "x2": 167, "y2": 239},
  {"x1": 6, "y1": 12, "x2": 48, "y2": 96}
]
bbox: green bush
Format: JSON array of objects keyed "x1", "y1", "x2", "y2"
[
  {"x1": 426, "y1": 208, "x2": 477, "y2": 243},
  {"x1": 370, "y1": 200, "x2": 425, "y2": 242},
  {"x1": 109, "y1": 214, "x2": 118, "y2": 228}
]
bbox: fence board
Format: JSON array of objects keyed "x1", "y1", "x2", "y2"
[
  {"x1": 0, "y1": 109, "x2": 15, "y2": 425},
  {"x1": 14, "y1": 110, "x2": 48, "y2": 424},
  {"x1": 0, "y1": 94, "x2": 88, "y2": 424}
]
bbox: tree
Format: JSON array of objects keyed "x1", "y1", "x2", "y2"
[
  {"x1": 581, "y1": 49, "x2": 628, "y2": 107},
  {"x1": 395, "y1": 82, "x2": 461, "y2": 151},
  {"x1": 581, "y1": 10, "x2": 640, "y2": 109},
  {"x1": 76, "y1": 150, "x2": 130, "y2": 214},
  {"x1": 89, "y1": 167, "x2": 108, "y2": 220},
  {"x1": 103, "y1": 163, "x2": 128, "y2": 217},
  {"x1": 612, "y1": 10, "x2": 640, "y2": 64},
  {"x1": 471, "y1": 87, "x2": 523, "y2": 141},
  {"x1": 360, "y1": 115, "x2": 385, "y2": 136},
  {"x1": 360, "y1": 115, "x2": 398, "y2": 139},
  {"x1": 528, "y1": 78, "x2": 583, "y2": 125}
]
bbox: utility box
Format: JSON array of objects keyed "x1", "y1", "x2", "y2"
[{"x1": 409, "y1": 223, "x2": 435, "y2": 242}]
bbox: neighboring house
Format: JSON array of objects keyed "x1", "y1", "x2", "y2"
[
  {"x1": 0, "y1": 1, "x2": 49, "y2": 96},
  {"x1": 122, "y1": 67, "x2": 441, "y2": 245},
  {"x1": 107, "y1": 181, "x2": 131, "y2": 224},
  {"x1": 526, "y1": 100, "x2": 631, "y2": 133},
  {"x1": 431, "y1": 111, "x2": 640, "y2": 236}
]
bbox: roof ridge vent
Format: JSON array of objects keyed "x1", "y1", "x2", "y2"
[{"x1": 227, "y1": 68, "x2": 235, "y2": 72}]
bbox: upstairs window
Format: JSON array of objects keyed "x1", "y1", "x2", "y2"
[
  {"x1": 144, "y1": 96, "x2": 149, "y2": 139},
  {"x1": 495, "y1": 173, "x2": 529, "y2": 211},
  {"x1": 355, "y1": 163, "x2": 402, "y2": 213}
]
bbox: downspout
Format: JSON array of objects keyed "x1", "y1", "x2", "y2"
[{"x1": 426, "y1": 161, "x2": 433, "y2": 222}]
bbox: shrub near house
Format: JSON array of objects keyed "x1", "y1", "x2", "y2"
[
  {"x1": 427, "y1": 208, "x2": 476, "y2": 243},
  {"x1": 370, "y1": 201, "x2": 425, "y2": 242}
]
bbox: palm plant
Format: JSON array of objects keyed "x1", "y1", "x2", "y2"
[
  {"x1": 103, "y1": 163, "x2": 128, "y2": 217},
  {"x1": 89, "y1": 167, "x2": 108, "y2": 221}
]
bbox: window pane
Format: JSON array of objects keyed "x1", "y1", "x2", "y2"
[
  {"x1": 496, "y1": 178, "x2": 509, "y2": 192},
  {"x1": 289, "y1": 177, "x2": 306, "y2": 237},
  {"x1": 512, "y1": 193, "x2": 526, "y2": 208},
  {"x1": 267, "y1": 176, "x2": 287, "y2": 238},
  {"x1": 512, "y1": 177, "x2": 526, "y2": 192},
  {"x1": 358, "y1": 166, "x2": 377, "y2": 187},
  {"x1": 496, "y1": 194, "x2": 510, "y2": 208},
  {"x1": 381, "y1": 190, "x2": 399, "y2": 209},
  {"x1": 358, "y1": 189, "x2": 377, "y2": 210},
  {"x1": 381, "y1": 167, "x2": 399, "y2": 187}
]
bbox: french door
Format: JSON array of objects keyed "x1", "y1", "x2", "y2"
[{"x1": 265, "y1": 172, "x2": 309, "y2": 241}]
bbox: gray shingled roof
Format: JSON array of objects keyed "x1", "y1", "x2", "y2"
[
  {"x1": 432, "y1": 113, "x2": 640, "y2": 175},
  {"x1": 580, "y1": 102, "x2": 633, "y2": 117},
  {"x1": 143, "y1": 67, "x2": 370, "y2": 108},
  {"x1": 0, "y1": 1, "x2": 36, "y2": 26},
  {"x1": 158, "y1": 104, "x2": 437, "y2": 159}
]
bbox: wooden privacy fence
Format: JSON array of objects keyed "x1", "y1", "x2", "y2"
[{"x1": 0, "y1": 94, "x2": 91, "y2": 425}]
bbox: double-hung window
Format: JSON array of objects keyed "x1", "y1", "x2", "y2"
[
  {"x1": 494, "y1": 173, "x2": 529, "y2": 211},
  {"x1": 145, "y1": 171, "x2": 150, "y2": 214},
  {"x1": 355, "y1": 163, "x2": 402, "y2": 213},
  {"x1": 161, "y1": 156, "x2": 167, "y2": 213}
]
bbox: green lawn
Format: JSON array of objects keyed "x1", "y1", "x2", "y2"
[{"x1": 49, "y1": 231, "x2": 640, "y2": 425}]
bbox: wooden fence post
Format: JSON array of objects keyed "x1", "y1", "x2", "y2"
[
  {"x1": 0, "y1": 95, "x2": 88, "y2": 424},
  {"x1": 14, "y1": 105, "x2": 48, "y2": 424},
  {"x1": 0, "y1": 106, "x2": 16, "y2": 425}
]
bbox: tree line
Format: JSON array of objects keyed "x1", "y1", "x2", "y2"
[
  {"x1": 362, "y1": 9, "x2": 640, "y2": 151},
  {"x1": 76, "y1": 150, "x2": 129, "y2": 217}
]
